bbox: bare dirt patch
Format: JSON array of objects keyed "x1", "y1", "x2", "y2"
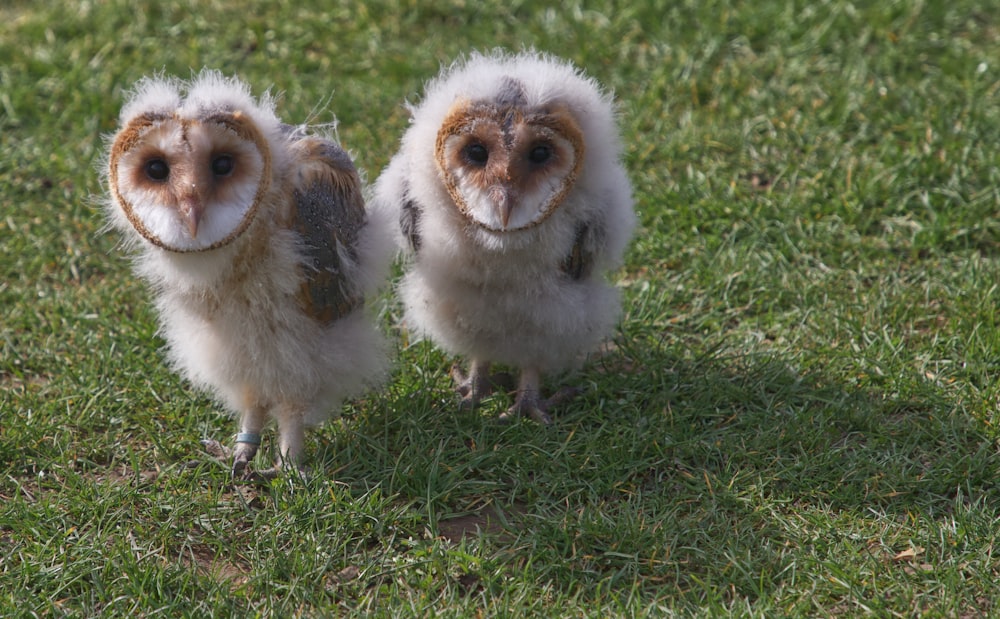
[{"x1": 436, "y1": 501, "x2": 526, "y2": 543}]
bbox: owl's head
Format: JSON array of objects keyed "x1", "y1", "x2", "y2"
[
  {"x1": 412, "y1": 50, "x2": 616, "y2": 233},
  {"x1": 107, "y1": 71, "x2": 278, "y2": 252}
]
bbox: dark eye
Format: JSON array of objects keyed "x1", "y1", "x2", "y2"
[
  {"x1": 211, "y1": 154, "x2": 234, "y2": 177},
  {"x1": 528, "y1": 144, "x2": 553, "y2": 165},
  {"x1": 462, "y1": 143, "x2": 489, "y2": 166},
  {"x1": 144, "y1": 158, "x2": 169, "y2": 181}
]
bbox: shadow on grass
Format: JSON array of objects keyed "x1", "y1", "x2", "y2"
[{"x1": 326, "y1": 336, "x2": 1000, "y2": 605}]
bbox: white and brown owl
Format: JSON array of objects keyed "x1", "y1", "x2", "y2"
[
  {"x1": 104, "y1": 70, "x2": 391, "y2": 477},
  {"x1": 372, "y1": 50, "x2": 636, "y2": 423}
]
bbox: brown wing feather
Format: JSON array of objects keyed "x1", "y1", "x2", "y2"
[
  {"x1": 560, "y1": 221, "x2": 603, "y2": 281},
  {"x1": 285, "y1": 135, "x2": 366, "y2": 324}
]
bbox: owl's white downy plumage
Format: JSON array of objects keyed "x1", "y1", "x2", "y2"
[
  {"x1": 104, "y1": 70, "x2": 392, "y2": 476},
  {"x1": 371, "y1": 50, "x2": 636, "y2": 423}
]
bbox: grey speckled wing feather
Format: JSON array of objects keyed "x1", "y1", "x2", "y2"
[
  {"x1": 287, "y1": 135, "x2": 366, "y2": 324},
  {"x1": 560, "y1": 221, "x2": 602, "y2": 281},
  {"x1": 400, "y1": 189, "x2": 423, "y2": 254}
]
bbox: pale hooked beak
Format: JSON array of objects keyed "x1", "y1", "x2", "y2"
[
  {"x1": 490, "y1": 185, "x2": 513, "y2": 229},
  {"x1": 178, "y1": 192, "x2": 203, "y2": 238}
]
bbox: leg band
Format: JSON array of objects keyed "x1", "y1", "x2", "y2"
[{"x1": 235, "y1": 432, "x2": 262, "y2": 446}]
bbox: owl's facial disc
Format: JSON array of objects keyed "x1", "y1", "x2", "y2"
[
  {"x1": 436, "y1": 101, "x2": 585, "y2": 232},
  {"x1": 110, "y1": 111, "x2": 271, "y2": 252}
]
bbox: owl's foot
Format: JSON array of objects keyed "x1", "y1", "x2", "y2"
[
  {"x1": 231, "y1": 434, "x2": 261, "y2": 479},
  {"x1": 250, "y1": 467, "x2": 281, "y2": 481},
  {"x1": 498, "y1": 386, "x2": 581, "y2": 425},
  {"x1": 201, "y1": 438, "x2": 230, "y2": 461},
  {"x1": 498, "y1": 367, "x2": 581, "y2": 425},
  {"x1": 250, "y1": 462, "x2": 310, "y2": 482},
  {"x1": 451, "y1": 361, "x2": 513, "y2": 409},
  {"x1": 200, "y1": 433, "x2": 263, "y2": 479}
]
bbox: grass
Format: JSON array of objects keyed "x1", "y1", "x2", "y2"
[{"x1": 3, "y1": 0, "x2": 1000, "y2": 616}]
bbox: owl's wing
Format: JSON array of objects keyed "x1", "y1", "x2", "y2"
[
  {"x1": 560, "y1": 220, "x2": 604, "y2": 280},
  {"x1": 287, "y1": 133, "x2": 367, "y2": 324},
  {"x1": 399, "y1": 191, "x2": 423, "y2": 254}
]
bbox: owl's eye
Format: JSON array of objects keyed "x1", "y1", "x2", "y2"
[
  {"x1": 144, "y1": 159, "x2": 170, "y2": 182},
  {"x1": 462, "y1": 143, "x2": 489, "y2": 167},
  {"x1": 528, "y1": 144, "x2": 553, "y2": 165},
  {"x1": 211, "y1": 154, "x2": 235, "y2": 177}
]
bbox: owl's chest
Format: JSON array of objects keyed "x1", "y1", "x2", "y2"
[
  {"x1": 165, "y1": 237, "x2": 305, "y2": 326},
  {"x1": 169, "y1": 285, "x2": 295, "y2": 356},
  {"x1": 465, "y1": 231, "x2": 576, "y2": 285},
  {"x1": 417, "y1": 250, "x2": 559, "y2": 308}
]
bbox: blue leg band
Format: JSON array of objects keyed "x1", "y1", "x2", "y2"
[{"x1": 235, "y1": 432, "x2": 262, "y2": 446}]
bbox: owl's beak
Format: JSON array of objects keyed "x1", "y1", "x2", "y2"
[
  {"x1": 491, "y1": 186, "x2": 514, "y2": 229},
  {"x1": 179, "y1": 196, "x2": 203, "y2": 238},
  {"x1": 498, "y1": 200, "x2": 512, "y2": 229}
]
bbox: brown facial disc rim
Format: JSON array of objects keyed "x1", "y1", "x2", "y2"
[
  {"x1": 108, "y1": 110, "x2": 273, "y2": 253},
  {"x1": 433, "y1": 99, "x2": 586, "y2": 234}
]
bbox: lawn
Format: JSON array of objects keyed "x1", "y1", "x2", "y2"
[{"x1": 3, "y1": 0, "x2": 1000, "y2": 616}]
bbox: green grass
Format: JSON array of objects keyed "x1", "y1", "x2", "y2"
[{"x1": 3, "y1": 0, "x2": 1000, "y2": 616}]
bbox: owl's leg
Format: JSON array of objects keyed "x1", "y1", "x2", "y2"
[
  {"x1": 231, "y1": 405, "x2": 268, "y2": 478},
  {"x1": 275, "y1": 411, "x2": 306, "y2": 469},
  {"x1": 202, "y1": 404, "x2": 267, "y2": 478},
  {"x1": 499, "y1": 368, "x2": 551, "y2": 424},
  {"x1": 451, "y1": 359, "x2": 514, "y2": 409},
  {"x1": 499, "y1": 368, "x2": 581, "y2": 425},
  {"x1": 452, "y1": 359, "x2": 492, "y2": 407},
  {"x1": 245, "y1": 407, "x2": 307, "y2": 481}
]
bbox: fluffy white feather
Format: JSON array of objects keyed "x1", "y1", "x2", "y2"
[
  {"x1": 372, "y1": 49, "x2": 636, "y2": 423},
  {"x1": 105, "y1": 70, "x2": 391, "y2": 475}
]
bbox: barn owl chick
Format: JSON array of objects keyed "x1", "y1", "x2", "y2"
[
  {"x1": 105, "y1": 70, "x2": 391, "y2": 477},
  {"x1": 372, "y1": 50, "x2": 636, "y2": 424}
]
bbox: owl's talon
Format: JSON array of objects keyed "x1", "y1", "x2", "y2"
[
  {"x1": 452, "y1": 362, "x2": 515, "y2": 409},
  {"x1": 247, "y1": 463, "x2": 309, "y2": 483},
  {"x1": 529, "y1": 408, "x2": 554, "y2": 425},
  {"x1": 201, "y1": 438, "x2": 231, "y2": 461},
  {"x1": 230, "y1": 439, "x2": 261, "y2": 479},
  {"x1": 248, "y1": 466, "x2": 281, "y2": 481},
  {"x1": 548, "y1": 385, "x2": 583, "y2": 407},
  {"x1": 450, "y1": 364, "x2": 475, "y2": 399},
  {"x1": 499, "y1": 400, "x2": 552, "y2": 425},
  {"x1": 500, "y1": 385, "x2": 581, "y2": 425},
  {"x1": 232, "y1": 457, "x2": 251, "y2": 479},
  {"x1": 200, "y1": 438, "x2": 257, "y2": 479}
]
